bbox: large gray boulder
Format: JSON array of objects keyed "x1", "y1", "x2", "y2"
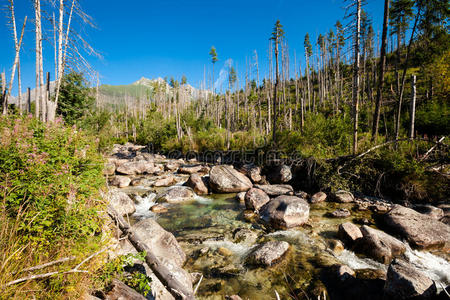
[
  {"x1": 253, "y1": 184, "x2": 294, "y2": 196},
  {"x1": 310, "y1": 191, "x2": 327, "y2": 203},
  {"x1": 267, "y1": 165, "x2": 292, "y2": 184},
  {"x1": 383, "y1": 205, "x2": 450, "y2": 250},
  {"x1": 116, "y1": 161, "x2": 155, "y2": 175},
  {"x1": 156, "y1": 186, "x2": 195, "y2": 204},
  {"x1": 209, "y1": 165, "x2": 252, "y2": 193},
  {"x1": 354, "y1": 225, "x2": 406, "y2": 264},
  {"x1": 246, "y1": 241, "x2": 290, "y2": 266},
  {"x1": 132, "y1": 218, "x2": 186, "y2": 267},
  {"x1": 260, "y1": 195, "x2": 310, "y2": 229},
  {"x1": 244, "y1": 188, "x2": 270, "y2": 211},
  {"x1": 185, "y1": 173, "x2": 209, "y2": 195},
  {"x1": 108, "y1": 190, "x2": 136, "y2": 216},
  {"x1": 384, "y1": 259, "x2": 437, "y2": 299}
]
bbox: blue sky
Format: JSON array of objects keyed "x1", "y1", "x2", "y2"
[{"x1": 0, "y1": 0, "x2": 384, "y2": 93}]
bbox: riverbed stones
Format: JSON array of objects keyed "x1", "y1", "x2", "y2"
[
  {"x1": 383, "y1": 204, "x2": 450, "y2": 249},
  {"x1": 354, "y1": 225, "x2": 406, "y2": 264},
  {"x1": 150, "y1": 204, "x2": 168, "y2": 213},
  {"x1": 338, "y1": 222, "x2": 363, "y2": 246},
  {"x1": 165, "y1": 160, "x2": 180, "y2": 172},
  {"x1": 156, "y1": 186, "x2": 195, "y2": 203},
  {"x1": 185, "y1": 173, "x2": 209, "y2": 195},
  {"x1": 153, "y1": 175, "x2": 176, "y2": 187},
  {"x1": 267, "y1": 164, "x2": 292, "y2": 184},
  {"x1": 235, "y1": 192, "x2": 246, "y2": 203},
  {"x1": 260, "y1": 195, "x2": 310, "y2": 229},
  {"x1": 209, "y1": 165, "x2": 253, "y2": 193},
  {"x1": 116, "y1": 160, "x2": 155, "y2": 175},
  {"x1": 413, "y1": 204, "x2": 444, "y2": 219},
  {"x1": 233, "y1": 228, "x2": 258, "y2": 244},
  {"x1": 238, "y1": 164, "x2": 262, "y2": 183},
  {"x1": 330, "y1": 208, "x2": 351, "y2": 218},
  {"x1": 310, "y1": 191, "x2": 327, "y2": 203},
  {"x1": 103, "y1": 162, "x2": 116, "y2": 176},
  {"x1": 330, "y1": 264, "x2": 355, "y2": 281},
  {"x1": 384, "y1": 259, "x2": 437, "y2": 299},
  {"x1": 130, "y1": 177, "x2": 153, "y2": 187},
  {"x1": 246, "y1": 241, "x2": 290, "y2": 266},
  {"x1": 328, "y1": 239, "x2": 345, "y2": 255},
  {"x1": 244, "y1": 188, "x2": 270, "y2": 211},
  {"x1": 132, "y1": 218, "x2": 186, "y2": 266},
  {"x1": 332, "y1": 190, "x2": 355, "y2": 203},
  {"x1": 178, "y1": 164, "x2": 203, "y2": 174},
  {"x1": 108, "y1": 190, "x2": 136, "y2": 216},
  {"x1": 109, "y1": 175, "x2": 131, "y2": 188},
  {"x1": 253, "y1": 184, "x2": 294, "y2": 196}
]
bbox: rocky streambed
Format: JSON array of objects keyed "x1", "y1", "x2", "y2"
[{"x1": 104, "y1": 143, "x2": 450, "y2": 300}]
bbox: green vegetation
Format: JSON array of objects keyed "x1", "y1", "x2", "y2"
[{"x1": 0, "y1": 115, "x2": 107, "y2": 299}]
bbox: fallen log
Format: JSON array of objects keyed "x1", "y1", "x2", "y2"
[{"x1": 107, "y1": 205, "x2": 195, "y2": 300}]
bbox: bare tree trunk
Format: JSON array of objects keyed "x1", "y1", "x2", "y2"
[
  {"x1": 372, "y1": 0, "x2": 390, "y2": 140},
  {"x1": 409, "y1": 75, "x2": 416, "y2": 140},
  {"x1": 273, "y1": 36, "x2": 279, "y2": 146},
  {"x1": 352, "y1": 0, "x2": 361, "y2": 155},
  {"x1": 27, "y1": 87, "x2": 31, "y2": 113}
]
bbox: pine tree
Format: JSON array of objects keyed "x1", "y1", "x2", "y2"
[
  {"x1": 304, "y1": 33, "x2": 313, "y2": 111},
  {"x1": 209, "y1": 46, "x2": 218, "y2": 95},
  {"x1": 271, "y1": 20, "x2": 284, "y2": 147}
]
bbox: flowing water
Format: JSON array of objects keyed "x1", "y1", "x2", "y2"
[{"x1": 126, "y1": 184, "x2": 450, "y2": 299}]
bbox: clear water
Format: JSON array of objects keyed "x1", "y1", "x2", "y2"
[{"x1": 128, "y1": 187, "x2": 450, "y2": 299}]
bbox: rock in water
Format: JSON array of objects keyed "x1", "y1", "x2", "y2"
[
  {"x1": 104, "y1": 279, "x2": 146, "y2": 300},
  {"x1": 332, "y1": 190, "x2": 355, "y2": 203},
  {"x1": 132, "y1": 218, "x2": 186, "y2": 266},
  {"x1": 244, "y1": 188, "x2": 270, "y2": 211},
  {"x1": 209, "y1": 165, "x2": 252, "y2": 193},
  {"x1": 253, "y1": 184, "x2": 294, "y2": 196},
  {"x1": 116, "y1": 161, "x2": 155, "y2": 175},
  {"x1": 153, "y1": 175, "x2": 176, "y2": 187},
  {"x1": 260, "y1": 195, "x2": 310, "y2": 229},
  {"x1": 103, "y1": 162, "x2": 116, "y2": 176},
  {"x1": 246, "y1": 241, "x2": 290, "y2": 266},
  {"x1": 267, "y1": 165, "x2": 292, "y2": 184},
  {"x1": 156, "y1": 186, "x2": 195, "y2": 203},
  {"x1": 109, "y1": 175, "x2": 131, "y2": 188},
  {"x1": 338, "y1": 222, "x2": 363, "y2": 246},
  {"x1": 384, "y1": 259, "x2": 437, "y2": 299},
  {"x1": 383, "y1": 205, "x2": 450, "y2": 250},
  {"x1": 354, "y1": 225, "x2": 406, "y2": 264},
  {"x1": 178, "y1": 164, "x2": 203, "y2": 174},
  {"x1": 310, "y1": 191, "x2": 327, "y2": 203},
  {"x1": 330, "y1": 208, "x2": 351, "y2": 218},
  {"x1": 185, "y1": 173, "x2": 209, "y2": 195},
  {"x1": 108, "y1": 190, "x2": 136, "y2": 216}
]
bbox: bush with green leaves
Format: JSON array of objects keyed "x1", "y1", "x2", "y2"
[{"x1": 0, "y1": 115, "x2": 105, "y2": 248}]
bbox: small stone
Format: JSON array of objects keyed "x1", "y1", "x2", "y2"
[
  {"x1": 217, "y1": 247, "x2": 233, "y2": 257},
  {"x1": 330, "y1": 208, "x2": 351, "y2": 218},
  {"x1": 246, "y1": 241, "x2": 290, "y2": 266},
  {"x1": 328, "y1": 239, "x2": 345, "y2": 255},
  {"x1": 333, "y1": 190, "x2": 355, "y2": 203},
  {"x1": 245, "y1": 188, "x2": 270, "y2": 211},
  {"x1": 150, "y1": 204, "x2": 168, "y2": 213},
  {"x1": 235, "y1": 192, "x2": 246, "y2": 203},
  {"x1": 310, "y1": 191, "x2": 327, "y2": 203},
  {"x1": 338, "y1": 222, "x2": 363, "y2": 246}
]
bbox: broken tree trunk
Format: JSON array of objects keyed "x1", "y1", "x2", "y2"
[{"x1": 107, "y1": 206, "x2": 195, "y2": 300}]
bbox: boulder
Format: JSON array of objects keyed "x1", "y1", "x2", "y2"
[
  {"x1": 153, "y1": 175, "x2": 176, "y2": 187},
  {"x1": 328, "y1": 239, "x2": 345, "y2": 255},
  {"x1": 109, "y1": 176, "x2": 131, "y2": 188},
  {"x1": 109, "y1": 190, "x2": 136, "y2": 216},
  {"x1": 233, "y1": 228, "x2": 258, "y2": 244},
  {"x1": 260, "y1": 195, "x2": 310, "y2": 229},
  {"x1": 384, "y1": 259, "x2": 437, "y2": 299},
  {"x1": 383, "y1": 205, "x2": 450, "y2": 249},
  {"x1": 332, "y1": 190, "x2": 355, "y2": 203},
  {"x1": 156, "y1": 186, "x2": 195, "y2": 204},
  {"x1": 310, "y1": 191, "x2": 327, "y2": 203},
  {"x1": 244, "y1": 188, "x2": 270, "y2": 211},
  {"x1": 185, "y1": 173, "x2": 209, "y2": 195},
  {"x1": 354, "y1": 225, "x2": 406, "y2": 264},
  {"x1": 330, "y1": 208, "x2": 351, "y2": 218},
  {"x1": 209, "y1": 165, "x2": 252, "y2": 193},
  {"x1": 116, "y1": 161, "x2": 155, "y2": 175},
  {"x1": 104, "y1": 279, "x2": 146, "y2": 300},
  {"x1": 253, "y1": 184, "x2": 294, "y2": 196},
  {"x1": 130, "y1": 177, "x2": 153, "y2": 187},
  {"x1": 330, "y1": 264, "x2": 355, "y2": 281},
  {"x1": 132, "y1": 218, "x2": 186, "y2": 267},
  {"x1": 414, "y1": 205, "x2": 444, "y2": 219},
  {"x1": 150, "y1": 204, "x2": 168, "y2": 213},
  {"x1": 235, "y1": 192, "x2": 246, "y2": 203},
  {"x1": 246, "y1": 241, "x2": 290, "y2": 266},
  {"x1": 238, "y1": 164, "x2": 262, "y2": 183},
  {"x1": 178, "y1": 164, "x2": 203, "y2": 174},
  {"x1": 267, "y1": 165, "x2": 292, "y2": 184},
  {"x1": 103, "y1": 162, "x2": 116, "y2": 176},
  {"x1": 338, "y1": 222, "x2": 363, "y2": 246},
  {"x1": 165, "y1": 161, "x2": 180, "y2": 172}
]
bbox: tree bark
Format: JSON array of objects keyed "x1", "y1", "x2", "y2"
[{"x1": 352, "y1": 0, "x2": 361, "y2": 154}]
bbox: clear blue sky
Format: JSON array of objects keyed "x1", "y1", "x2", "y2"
[{"x1": 0, "y1": 0, "x2": 384, "y2": 93}]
